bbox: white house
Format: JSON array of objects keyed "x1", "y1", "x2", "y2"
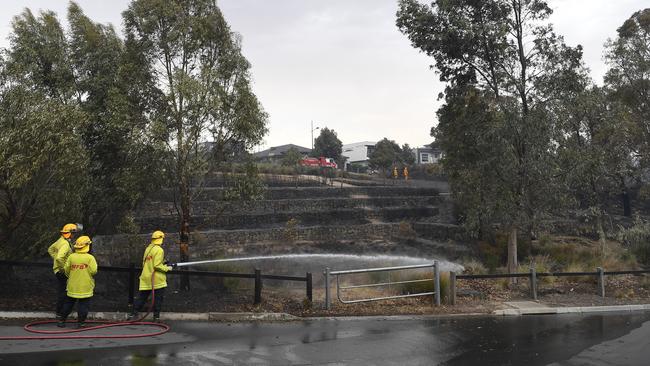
[
  {"x1": 341, "y1": 141, "x2": 376, "y2": 170},
  {"x1": 413, "y1": 144, "x2": 444, "y2": 164}
]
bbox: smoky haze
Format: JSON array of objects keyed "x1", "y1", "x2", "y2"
[{"x1": 0, "y1": 0, "x2": 646, "y2": 149}]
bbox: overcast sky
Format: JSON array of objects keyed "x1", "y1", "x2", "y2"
[{"x1": 0, "y1": 0, "x2": 647, "y2": 150}]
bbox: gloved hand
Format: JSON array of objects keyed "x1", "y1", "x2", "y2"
[{"x1": 168, "y1": 263, "x2": 177, "y2": 269}]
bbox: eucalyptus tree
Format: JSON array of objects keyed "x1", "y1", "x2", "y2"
[
  {"x1": 67, "y1": 3, "x2": 165, "y2": 233},
  {"x1": 123, "y1": 0, "x2": 268, "y2": 288},
  {"x1": 397, "y1": 0, "x2": 585, "y2": 273},
  {"x1": 554, "y1": 86, "x2": 633, "y2": 252},
  {"x1": 604, "y1": 8, "x2": 650, "y2": 216},
  {"x1": 0, "y1": 10, "x2": 87, "y2": 257},
  {"x1": 0, "y1": 3, "x2": 166, "y2": 258}
]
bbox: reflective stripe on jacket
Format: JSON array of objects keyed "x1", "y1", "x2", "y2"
[
  {"x1": 138, "y1": 244, "x2": 171, "y2": 290},
  {"x1": 64, "y1": 253, "x2": 98, "y2": 299},
  {"x1": 48, "y1": 236, "x2": 71, "y2": 274}
]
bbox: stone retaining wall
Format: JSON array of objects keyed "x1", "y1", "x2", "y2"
[
  {"x1": 149, "y1": 186, "x2": 441, "y2": 201},
  {"x1": 135, "y1": 206, "x2": 441, "y2": 231},
  {"x1": 135, "y1": 195, "x2": 446, "y2": 217}
]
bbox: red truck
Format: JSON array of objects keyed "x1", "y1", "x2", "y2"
[{"x1": 299, "y1": 156, "x2": 338, "y2": 169}]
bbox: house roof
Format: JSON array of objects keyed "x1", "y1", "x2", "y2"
[
  {"x1": 253, "y1": 144, "x2": 312, "y2": 158},
  {"x1": 416, "y1": 144, "x2": 443, "y2": 153},
  {"x1": 342, "y1": 141, "x2": 377, "y2": 148}
]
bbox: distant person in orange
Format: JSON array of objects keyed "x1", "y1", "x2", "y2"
[{"x1": 403, "y1": 166, "x2": 409, "y2": 181}]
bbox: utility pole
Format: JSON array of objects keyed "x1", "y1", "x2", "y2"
[{"x1": 311, "y1": 120, "x2": 319, "y2": 153}]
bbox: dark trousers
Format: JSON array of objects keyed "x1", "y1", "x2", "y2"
[
  {"x1": 60, "y1": 297, "x2": 91, "y2": 322},
  {"x1": 55, "y1": 272, "x2": 67, "y2": 316},
  {"x1": 133, "y1": 287, "x2": 165, "y2": 318}
]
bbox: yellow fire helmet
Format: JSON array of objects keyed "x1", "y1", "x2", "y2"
[
  {"x1": 151, "y1": 230, "x2": 165, "y2": 245},
  {"x1": 74, "y1": 235, "x2": 92, "y2": 253},
  {"x1": 60, "y1": 223, "x2": 78, "y2": 239}
]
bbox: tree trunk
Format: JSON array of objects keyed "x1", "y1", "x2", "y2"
[
  {"x1": 621, "y1": 190, "x2": 631, "y2": 217},
  {"x1": 179, "y1": 170, "x2": 191, "y2": 291},
  {"x1": 596, "y1": 213, "x2": 607, "y2": 258},
  {"x1": 507, "y1": 226, "x2": 518, "y2": 284}
]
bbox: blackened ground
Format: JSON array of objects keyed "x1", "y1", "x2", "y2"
[{"x1": 3, "y1": 266, "x2": 650, "y2": 317}]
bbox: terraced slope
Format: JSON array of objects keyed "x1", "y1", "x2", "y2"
[{"x1": 95, "y1": 176, "x2": 466, "y2": 263}]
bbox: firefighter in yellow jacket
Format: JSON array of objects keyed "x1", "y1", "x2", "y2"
[
  {"x1": 47, "y1": 223, "x2": 79, "y2": 318},
  {"x1": 128, "y1": 231, "x2": 174, "y2": 322},
  {"x1": 58, "y1": 236, "x2": 97, "y2": 328}
]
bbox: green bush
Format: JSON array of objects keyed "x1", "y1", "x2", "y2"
[
  {"x1": 617, "y1": 219, "x2": 650, "y2": 265},
  {"x1": 201, "y1": 262, "x2": 242, "y2": 294},
  {"x1": 518, "y1": 255, "x2": 554, "y2": 284}
]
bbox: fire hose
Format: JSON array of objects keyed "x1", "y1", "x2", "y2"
[
  {"x1": 0, "y1": 268, "x2": 169, "y2": 340},
  {"x1": 0, "y1": 256, "x2": 249, "y2": 340}
]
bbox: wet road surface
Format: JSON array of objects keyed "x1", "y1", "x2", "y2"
[{"x1": 1, "y1": 312, "x2": 650, "y2": 365}]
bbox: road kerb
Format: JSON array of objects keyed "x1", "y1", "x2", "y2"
[{"x1": 494, "y1": 304, "x2": 650, "y2": 316}]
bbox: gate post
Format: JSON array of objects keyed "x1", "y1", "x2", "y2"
[
  {"x1": 324, "y1": 267, "x2": 331, "y2": 310},
  {"x1": 434, "y1": 261, "x2": 440, "y2": 307}
]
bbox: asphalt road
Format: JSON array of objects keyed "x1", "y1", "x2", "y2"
[{"x1": 1, "y1": 312, "x2": 650, "y2": 365}]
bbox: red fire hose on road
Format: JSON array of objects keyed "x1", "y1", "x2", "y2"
[
  {"x1": 0, "y1": 268, "x2": 169, "y2": 340},
  {"x1": 1, "y1": 318, "x2": 170, "y2": 340}
]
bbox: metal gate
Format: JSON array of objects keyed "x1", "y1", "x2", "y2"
[{"x1": 324, "y1": 262, "x2": 441, "y2": 309}]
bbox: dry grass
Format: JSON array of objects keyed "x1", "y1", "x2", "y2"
[{"x1": 533, "y1": 235, "x2": 639, "y2": 272}]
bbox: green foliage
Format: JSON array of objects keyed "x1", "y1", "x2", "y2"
[
  {"x1": 346, "y1": 162, "x2": 369, "y2": 174},
  {"x1": 605, "y1": 8, "x2": 650, "y2": 168},
  {"x1": 0, "y1": 3, "x2": 164, "y2": 251},
  {"x1": 368, "y1": 138, "x2": 403, "y2": 173},
  {"x1": 223, "y1": 162, "x2": 266, "y2": 202},
  {"x1": 519, "y1": 255, "x2": 554, "y2": 284},
  {"x1": 313, "y1": 128, "x2": 343, "y2": 165},
  {"x1": 617, "y1": 219, "x2": 650, "y2": 265},
  {"x1": 281, "y1": 147, "x2": 302, "y2": 167},
  {"x1": 0, "y1": 18, "x2": 89, "y2": 257},
  {"x1": 400, "y1": 144, "x2": 415, "y2": 166},
  {"x1": 0, "y1": 1, "x2": 268, "y2": 259},
  {"x1": 123, "y1": 0, "x2": 269, "y2": 257},
  {"x1": 397, "y1": 0, "x2": 587, "y2": 273}
]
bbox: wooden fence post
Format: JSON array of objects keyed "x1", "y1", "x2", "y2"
[
  {"x1": 530, "y1": 267, "x2": 537, "y2": 301},
  {"x1": 254, "y1": 269, "x2": 262, "y2": 304},
  {"x1": 306, "y1": 272, "x2": 313, "y2": 302},
  {"x1": 597, "y1": 267, "x2": 605, "y2": 298},
  {"x1": 449, "y1": 271, "x2": 456, "y2": 306}
]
